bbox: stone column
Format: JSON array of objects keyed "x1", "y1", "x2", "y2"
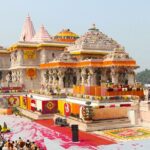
[
  {"x1": 19, "y1": 70, "x2": 24, "y2": 85},
  {"x1": 81, "y1": 68, "x2": 87, "y2": 85},
  {"x1": 40, "y1": 50, "x2": 47, "y2": 63},
  {"x1": 87, "y1": 68, "x2": 96, "y2": 86},
  {"x1": 101, "y1": 69, "x2": 107, "y2": 83},
  {"x1": 58, "y1": 69, "x2": 65, "y2": 89},
  {"x1": 52, "y1": 70, "x2": 58, "y2": 88},
  {"x1": 76, "y1": 69, "x2": 81, "y2": 85},
  {"x1": 6, "y1": 72, "x2": 11, "y2": 87},
  {"x1": 48, "y1": 70, "x2": 53, "y2": 86},
  {"x1": 111, "y1": 68, "x2": 118, "y2": 85},
  {"x1": 17, "y1": 50, "x2": 23, "y2": 65},
  {"x1": 41, "y1": 70, "x2": 47, "y2": 86},
  {"x1": 10, "y1": 53, "x2": 14, "y2": 68},
  {"x1": 128, "y1": 70, "x2": 135, "y2": 85}
]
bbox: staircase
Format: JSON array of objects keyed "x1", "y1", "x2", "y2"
[{"x1": 86, "y1": 118, "x2": 132, "y2": 131}]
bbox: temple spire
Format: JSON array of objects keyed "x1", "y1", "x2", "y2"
[
  {"x1": 20, "y1": 15, "x2": 35, "y2": 42},
  {"x1": 32, "y1": 25, "x2": 51, "y2": 42}
]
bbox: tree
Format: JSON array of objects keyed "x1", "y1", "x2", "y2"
[{"x1": 136, "y1": 69, "x2": 150, "y2": 84}]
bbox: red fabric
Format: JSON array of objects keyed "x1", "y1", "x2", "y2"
[
  {"x1": 99, "y1": 106, "x2": 105, "y2": 108},
  {"x1": 23, "y1": 96, "x2": 27, "y2": 106},
  {"x1": 110, "y1": 104, "x2": 115, "y2": 107},
  {"x1": 35, "y1": 119, "x2": 116, "y2": 149},
  {"x1": 64, "y1": 103, "x2": 71, "y2": 117},
  {"x1": 42, "y1": 101, "x2": 58, "y2": 114},
  {"x1": 120, "y1": 104, "x2": 131, "y2": 107},
  {"x1": 31, "y1": 99, "x2": 36, "y2": 111}
]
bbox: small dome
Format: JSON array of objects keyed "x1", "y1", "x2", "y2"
[{"x1": 54, "y1": 29, "x2": 79, "y2": 43}]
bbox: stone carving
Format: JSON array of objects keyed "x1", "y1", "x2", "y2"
[{"x1": 68, "y1": 24, "x2": 121, "y2": 52}]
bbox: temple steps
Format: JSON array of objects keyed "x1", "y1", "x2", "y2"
[
  {"x1": 18, "y1": 107, "x2": 54, "y2": 120},
  {"x1": 86, "y1": 118, "x2": 132, "y2": 131},
  {"x1": 60, "y1": 114, "x2": 133, "y2": 131}
]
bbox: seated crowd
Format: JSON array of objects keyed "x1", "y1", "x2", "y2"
[{"x1": 0, "y1": 137, "x2": 40, "y2": 150}]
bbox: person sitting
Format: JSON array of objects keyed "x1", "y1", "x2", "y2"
[
  {"x1": 2, "y1": 143, "x2": 8, "y2": 150},
  {"x1": 13, "y1": 141, "x2": 18, "y2": 149},
  {"x1": 31, "y1": 142, "x2": 36, "y2": 150},
  {"x1": 17, "y1": 137, "x2": 23, "y2": 145},
  {"x1": 25, "y1": 140, "x2": 31, "y2": 149},
  {"x1": 0, "y1": 140, "x2": 4, "y2": 150},
  {"x1": 19, "y1": 141, "x2": 25, "y2": 150}
]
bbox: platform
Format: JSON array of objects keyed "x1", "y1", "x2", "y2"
[
  {"x1": 54, "y1": 114, "x2": 133, "y2": 131},
  {"x1": 18, "y1": 107, "x2": 54, "y2": 120}
]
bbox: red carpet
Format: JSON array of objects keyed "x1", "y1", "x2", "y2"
[{"x1": 35, "y1": 119, "x2": 116, "y2": 149}]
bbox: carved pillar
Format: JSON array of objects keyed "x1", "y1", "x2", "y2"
[
  {"x1": 76, "y1": 69, "x2": 81, "y2": 85},
  {"x1": 81, "y1": 68, "x2": 86, "y2": 85},
  {"x1": 10, "y1": 53, "x2": 14, "y2": 67},
  {"x1": 128, "y1": 70, "x2": 135, "y2": 85},
  {"x1": 48, "y1": 70, "x2": 53, "y2": 86},
  {"x1": 19, "y1": 70, "x2": 24, "y2": 85},
  {"x1": 15, "y1": 71, "x2": 19, "y2": 86},
  {"x1": 58, "y1": 68, "x2": 65, "y2": 89},
  {"x1": 17, "y1": 50, "x2": 23, "y2": 65},
  {"x1": 11, "y1": 71, "x2": 15, "y2": 83},
  {"x1": 52, "y1": 70, "x2": 58, "y2": 88},
  {"x1": 111, "y1": 68, "x2": 118, "y2": 85},
  {"x1": 6, "y1": 72, "x2": 11, "y2": 87},
  {"x1": 40, "y1": 50, "x2": 47, "y2": 63},
  {"x1": 41, "y1": 70, "x2": 47, "y2": 85},
  {"x1": 101, "y1": 69, "x2": 107, "y2": 83},
  {"x1": 87, "y1": 68, "x2": 96, "y2": 86}
]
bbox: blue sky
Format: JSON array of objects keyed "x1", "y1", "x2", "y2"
[{"x1": 0, "y1": 0, "x2": 150, "y2": 71}]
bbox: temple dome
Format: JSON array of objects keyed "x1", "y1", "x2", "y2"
[
  {"x1": 32, "y1": 25, "x2": 52, "y2": 42},
  {"x1": 54, "y1": 29, "x2": 79, "y2": 43},
  {"x1": 68, "y1": 24, "x2": 121, "y2": 54}
]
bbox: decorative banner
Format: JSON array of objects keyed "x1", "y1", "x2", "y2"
[
  {"x1": 26, "y1": 68, "x2": 36, "y2": 79},
  {"x1": 81, "y1": 106, "x2": 86, "y2": 118},
  {"x1": 31, "y1": 99, "x2": 36, "y2": 111},
  {"x1": 46, "y1": 102, "x2": 54, "y2": 110},
  {"x1": 24, "y1": 50, "x2": 36, "y2": 60},
  {"x1": 64, "y1": 103, "x2": 71, "y2": 117},
  {"x1": 7, "y1": 96, "x2": 19, "y2": 107},
  {"x1": 23, "y1": 96, "x2": 27, "y2": 107},
  {"x1": 42, "y1": 101, "x2": 58, "y2": 114}
]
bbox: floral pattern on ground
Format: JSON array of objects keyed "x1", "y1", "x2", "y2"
[
  {"x1": 104, "y1": 128, "x2": 150, "y2": 141},
  {"x1": 0, "y1": 115, "x2": 115, "y2": 150}
]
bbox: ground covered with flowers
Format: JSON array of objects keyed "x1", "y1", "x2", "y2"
[
  {"x1": 103, "y1": 128, "x2": 150, "y2": 141},
  {"x1": 0, "y1": 115, "x2": 115, "y2": 150},
  {"x1": 2, "y1": 115, "x2": 150, "y2": 150}
]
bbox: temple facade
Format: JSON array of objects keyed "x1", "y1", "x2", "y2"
[
  {"x1": 0, "y1": 16, "x2": 144, "y2": 126},
  {"x1": 0, "y1": 16, "x2": 138, "y2": 93}
]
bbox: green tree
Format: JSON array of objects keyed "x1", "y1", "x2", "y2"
[{"x1": 136, "y1": 69, "x2": 150, "y2": 84}]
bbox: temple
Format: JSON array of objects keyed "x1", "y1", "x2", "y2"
[{"x1": 0, "y1": 16, "x2": 144, "y2": 130}]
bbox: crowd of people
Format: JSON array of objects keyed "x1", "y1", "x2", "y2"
[{"x1": 0, "y1": 136, "x2": 40, "y2": 150}]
